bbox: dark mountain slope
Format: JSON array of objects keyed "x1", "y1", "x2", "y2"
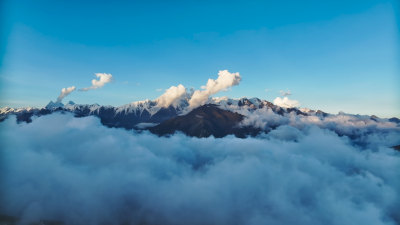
[{"x1": 149, "y1": 104, "x2": 260, "y2": 138}]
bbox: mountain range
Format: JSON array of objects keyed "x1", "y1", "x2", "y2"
[{"x1": 1, "y1": 97, "x2": 399, "y2": 139}]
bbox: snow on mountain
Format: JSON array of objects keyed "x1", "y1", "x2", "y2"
[
  {"x1": 45, "y1": 101, "x2": 64, "y2": 109},
  {"x1": 116, "y1": 99, "x2": 159, "y2": 116},
  {"x1": 0, "y1": 107, "x2": 15, "y2": 114},
  {"x1": 1, "y1": 97, "x2": 399, "y2": 139}
]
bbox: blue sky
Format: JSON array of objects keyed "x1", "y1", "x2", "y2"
[{"x1": 0, "y1": 0, "x2": 399, "y2": 117}]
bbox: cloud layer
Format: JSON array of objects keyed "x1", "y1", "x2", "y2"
[
  {"x1": 189, "y1": 70, "x2": 241, "y2": 108},
  {"x1": 1, "y1": 113, "x2": 399, "y2": 225},
  {"x1": 225, "y1": 104, "x2": 400, "y2": 150},
  {"x1": 80, "y1": 73, "x2": 113, "y2": 91},
  {"x1": 56, "y1": 86, "x2": 76, "y2": 103}
]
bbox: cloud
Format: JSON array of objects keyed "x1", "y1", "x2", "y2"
[
  {"x1": 56, "y1": 86, "x2": 76, "y2": 103},
  {"x1": 0, "y1": 114, "x2": 399, "y2": 225},
  {"x1": 156, "y1": 88, "x2": 163, "y2": 92},
  {"x1": 80, "y1": 73, "x2": 113, "y2": 91},
  {"x1": 279, "y1": 90, "x2": 291, "y2": 96},
  {"x1": 135, "y1": 122, "x2": 159, "y2": 129},
  {"x1": 273, "y1": 96, "x2": 300, "y2": 108},
  {"x1": 238, "y1": 107, "x2": 289, "y2": 130},
  {"x1": 189, "y1": 70, "x2": 241, "y2": 108},
  {"x1": 222, "y1": 103, "x2": 400, "y2": 150},
  {"x1": 156, "y1": 84, "x2": 187, "y2": 108}
]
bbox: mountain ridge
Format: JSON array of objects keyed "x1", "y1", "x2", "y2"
[{"x1": 1, "y1": 97, "x2": 399, "y2": 139}]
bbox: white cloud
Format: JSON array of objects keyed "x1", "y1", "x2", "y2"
[
  {"x1": 273, "y1": 96, "x2": 300, "y2": 108},
  {"x1": 189, "y1": 70, "x2": 241, "y2": 108},
  {"x1": 80, "y1": 73, "x2": 113, "y2": 91},
  {"x1": 156, "y1": 84, "x2": 187, "y2": 108},
  {"x1": 238, "y1": 107, "x2": 289, "y2": 130},
  {"x1": 0, "y1": 114, "x2": 399, "y2": 225},
  {"x1": 135, "y1": 122, "x2": 159, "y2": 129},
  {"x1": 279, "y1": 90, "x2": 292, "y2": 96},
  {"x1": 56, "y1": 86, "x2": 76, "y2": 103},
  {"x1": 218, "y1": 100, "x2": 400, "y2": 149}
]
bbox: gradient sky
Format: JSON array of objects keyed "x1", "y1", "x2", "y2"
[{"x1": 0, "y1": 0, "x2": 399, "y2": 117}]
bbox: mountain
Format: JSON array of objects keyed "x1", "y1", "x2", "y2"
[
  {"x1": 1, "y1": 97, "x2": 399, "y2": 139},
  {"x1": 149, "y1": 104, "x2": 260, "y2": 138},
  {"x1": 0, "y1": 97, "x2": 289, "y2": 128},
  {"x1": 1, "y1": 99, "x2": 188, "y2": 129},
  {"x1": 45, "y1": 101, "x2": 65, "y2": 109}
]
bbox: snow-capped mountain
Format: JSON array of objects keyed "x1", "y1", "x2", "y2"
[
  {"x1": 45, "y1": 101, "x2": 66, "y2": 109},
  {"x1": 1, "y1": 98, "x2": 189, "y2": 129},
  {"x1": 0, "y1": 97, "x2": 302, "y2": 127},
  {"x1": 1, "y1": 97, "x2": 399, "y2": 140}
]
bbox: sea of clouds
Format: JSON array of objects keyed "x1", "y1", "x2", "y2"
[
  {"x1": 1, "y1": 113, "x2": 399, "y2": 225},
  {"x1": 230, "y1": 106, "x2": 400, "y2": 150}
]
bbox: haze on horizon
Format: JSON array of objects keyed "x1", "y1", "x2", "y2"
[{"x1": 0, "y1": 0, "x2": 399, "y2": 117}]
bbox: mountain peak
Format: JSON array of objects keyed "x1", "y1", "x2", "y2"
[{"x1": 45, "y1": 101, "x2": 64, "y2": 109}]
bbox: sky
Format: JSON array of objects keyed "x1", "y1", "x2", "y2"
[{"x1": 0, "y1": 0, "x2": 399, "y2": 117}]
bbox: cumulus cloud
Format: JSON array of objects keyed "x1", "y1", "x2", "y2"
[
  {"x1": 56, "y1": 86, "x2": 76, "y2": 103},
  {"x1": 156, "y1": 84, "x2": 187, "y2": 108},
  {"x1": 273, "y1": 96, "x2": 300, "y2": 108},
  {"x1": 0, "y1": 114, "x2": 399, "y2": 225},
  {"x1": 80, "y1": 73, "x2": 113, "y2": 91},
  {"x1": 189, "y1": 70, "x2": 241, "y2": 108}
]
